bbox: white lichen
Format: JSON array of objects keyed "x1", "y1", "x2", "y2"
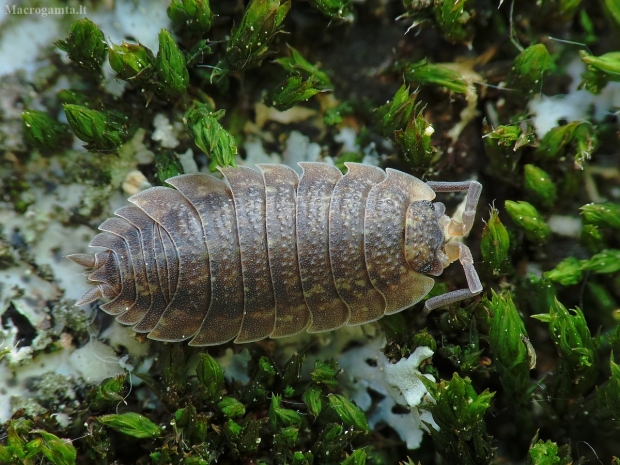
[
  {"x1": 384, "y1": 346, "x2": 436, "y2": 408},
  {"x1": 334, "y1": 127, "x2": 358, "y2": 153},
  {"x1": 528, "y1": 58, "x2": 620, "y2": 138},
  {"x1": 243, "y1": 138, "x2": 282, "y2": 168},
  {"x1": 69, "y1": 339, "x2": 123, "y2": 383},
  {"x1": 547, "y1": 215, "x2": 582, "y2": 238},
  {"x1": 178, "y1": 148, "x2": 199, "y2": 174},
  {"x1": 338, "y1": 336, "x2": 438, "y2": 449},
  {"x1": 282, "y1": 131, "x2": 323, "y2": 172},
  {"x1": 152, "y1": 113, "x2": 181, "y2": 149},
  {"x1": 218, "y1": 347, "x2": 252, "y2": 384}
]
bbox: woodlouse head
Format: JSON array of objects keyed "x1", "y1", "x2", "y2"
[{"x1": 404, "y1": 200, "x2": 446, "y2": 276}]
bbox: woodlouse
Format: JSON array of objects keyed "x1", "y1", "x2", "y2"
[{"x1": 68, "y1": 162, "x2": 483, "y2": 346}]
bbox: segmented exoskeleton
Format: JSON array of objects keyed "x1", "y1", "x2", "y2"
[{"x1": 68, "y1": 163, "x2": 483, "y2": 346}]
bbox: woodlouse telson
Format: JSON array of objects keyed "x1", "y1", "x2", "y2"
[{"x1": 68, "y1": 162, "x2": 483, "y2": 346}]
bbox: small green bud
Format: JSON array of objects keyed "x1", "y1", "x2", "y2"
[
  {"x1": 523, "y1": 164, "x2": 557, "y2": 209},
  {"x1": 155, "y1": 29, "x2": 189, "y2": 100},
  {"x1": 302, "y1": 385, "x2": 323, "y2": 418},
  {"x1": 324, "y1": 102, "x2": 353, "y2": 126},
  {"x1": 275, "y1": 46, "x2": 333, "y2": 89},
  {"x1": 419, "y1": 373, "x2": 495, "y2": 464},
  {"x1": 308, "y1": 0, "x2": 353, "y2": 20},
  {"x1": 311, "y1": 359, "x2": 340, "y2": 388},
  {"x1": 2, "y1": 419, "x2": 31, "y2": 463},
  {"x1": 375, "y1": 84, "x2": 417, "y2": 137},
  {"x1": 196, "y1": 352, "x2": 224, "y2": 401},
  {"x1": 57, "y1": 89, "x2": 89, "y2": 105},
  {"x1": 341, "y1": 448, "x2": 367, "y2": 465},
  {"x1": 536, "y1": 121, "x2": 598, "y2": 169},
  {"x1": 218, "y1": 397, "x2": 246, "y2": 418},
  {"x1": 29, "y1": 430, "x2": 77, "y2": 465},
  {"x1": 269, "y1": 394, "x2": 303, "y2": 429},
  {"x1": 484, "y1": 124, "x2": 520, "y2": 146},
  {"x1": 168, "y1": 0, "x2": 214, "y2": 35},
  {"x1": 0, "y1": 443, "x2": 11, "y2": 462},
  {"x1": 266, "y1": 74, "x2": 325, "y2": 111},
  {"x1": 433, "y1": 0, "x2": 474, "y2": 45},
  {"x1": 580, "y1": 224, "x2": 606, "y2": 254},
  {"x1": 224, "y1": 418, "x2": 242, "y2": 439},
  {"x1": 319, "y1": 422, "x2": 343, "y2": 442},
  {"x1": 184, "y1": 104, "x2": 237, "y2": 169},
  {"x1": 394, "y1": 103, "x2": 435, "y2": 168},
  {"x1": 580, "y1": 249, "x2": 620, "y2": 274},
  {"x1": 484, "y1": 121, "x2": 536, "y2": 152},
  {"x1": 480, "y1": 206, "x2": 510, "y2": 275},
  {"x1": 528, "y1": 431, "x2": 572, "y2": 465},
  {"x1": 21, "y1": 109, "x2": 70, "y2": 151},
  {"x1": 174, "y1": 405, "x2": 194, "y2": 429},
  {"x1": 63, "y1": 104, "x2": 132, "y2": 152},
  {"x1": 482, "y1": 122, "x2": 530, "y2": 177},
  {"x1": 482, "y1": 121, "x2": 535, "y2": 179},
  {"x1": 403, "y1": 58, "x2": 468, "y2": 94},
  {"x1": 327, "y1": 394, "x2": 370, "y2": 432},
  {"x1": 488, "y1": 291, "x2": 532, "y2": 399},
  {"x1": 581, "y1": 51, "x2": 620, "y2": 77},
  {"x1": 505, "y1": 200, "x2": 551, "y2": 244},
  {"x1": 578, "y1": 61, "x2": 610, "y2": 94},
  {"x1": 55, "y1": 18, "x2": 107, "y2": 77},
  {"x1": 543, "y1": 257, "x2": 583, "y2": 286},
  {"x1": 292, "y1": 451, "x2": 314, "y2": 465},
  {"x1": 108, "y1": 41, "x2": 155, "y2": 82},
  {"x1": 214, "y1": 0, "x2": 290, "y2": 78},
  {"x1": 580, "y1": 202, "x2": 620, "y2": 230},
  {"x1": 506, "y1": 44, "x2": 551, "y2": 95},
  {"x1": 412, "y1": 328, "x2": 437, "y2": 352},
  {"x1": 274, "y1": 426, "x2": 299, "y2": 449},
  {"x1": 532, "y1": 298, "x2": 598, "y2": 391},
  {"x1": 97, "y1": 412, "x2": 162, "y2": 438},
  {"x1": 88, "y1": 374, "x2": 126, "y2": 411},
  {"x1": 257, "y1": 356, "x2": 277, "y2": 384}
]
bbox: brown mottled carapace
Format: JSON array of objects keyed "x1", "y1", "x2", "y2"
[{"x1": 68, "y1": 162, "x2": 483, "y2": 345}]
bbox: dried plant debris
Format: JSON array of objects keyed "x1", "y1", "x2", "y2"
[{"x1": 1, "y1": 0, "x2": 620, "y2": 463}]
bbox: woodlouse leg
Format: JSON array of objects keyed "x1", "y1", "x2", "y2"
[
  {"x1": 424, "y1": 242, "x2": 483, "y2": 312},
  {"x1": 426, "y1": 180, "x2": 482, "y2": 236}
]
